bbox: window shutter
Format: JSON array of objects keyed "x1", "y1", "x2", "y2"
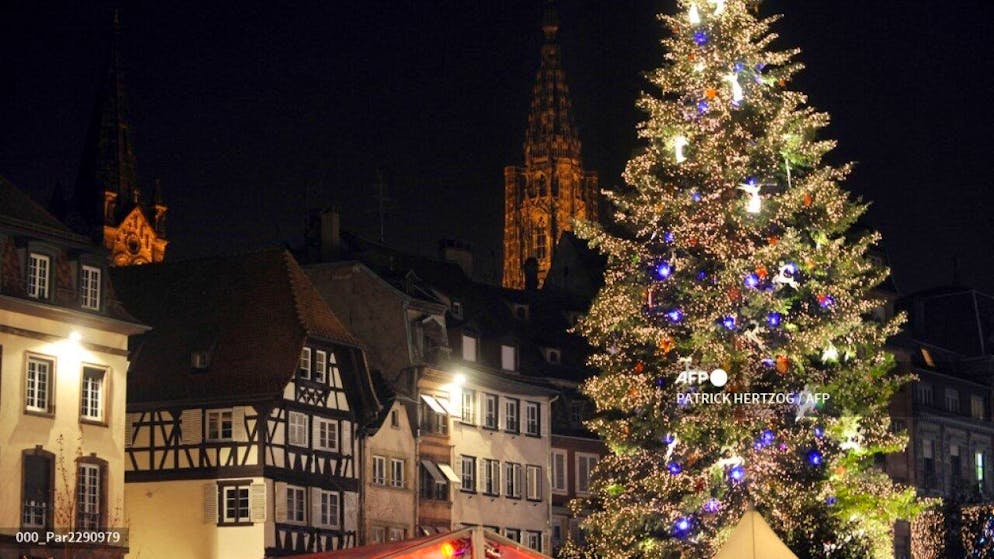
[
  {"x1": 274, "y1": 482, "x2": 287, "y2": 522},
  {"x1": 181, "y1": 409, "x2": 202, "y2": 445},
  {"x1": 312, "y1": 418, "x2": 321, "y2": 449},
  {"x1": 125, "y1": 413, "x2": 136, "y2": 448},
  {"x1": 204, "y1": 483, "x2": 218, "y2": 523},
  {"x1": 311, "y1": 487, "x2": 323, "y2": 527},
  {"x1": 341, "y1": 421, "x2": 352, "y2": 456},
  {"x1": 232, "y1": 407, "x2": 246, "y2": 441},
  {"x1": 478, "y1": 459, "x2": 486, "y2": 493},
  {"x1": 250, "y1": 483, "x2": 267, "y2": 522},
  {"x1": 343, "y1": 491, "x2": 357, "y2": 532}
]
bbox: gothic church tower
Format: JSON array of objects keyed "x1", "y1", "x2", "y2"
[
  {"x1": 502, "y1": 1, "x2": 598, "y2": 289},
  {"x1": 68, "y1": 13, "x2": 167, "y2": 266}
]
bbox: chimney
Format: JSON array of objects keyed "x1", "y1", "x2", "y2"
[
  {"x1": 320, "y1": 208, "x2": 341, "y2": 261},
  {"x1": 439, "y1": 239, "x2": 473, "y2": 277},
  {"x1": 523, "y1": 257, "x2": 539, "y2": 291}
]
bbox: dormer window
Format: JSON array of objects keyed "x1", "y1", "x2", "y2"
[
  {"x1": 544, "y1": 347, "x2": 561, "y2": 365},
  {"x1": 501, "y1": 345, "x2": 517, "y2": 371},
  {"x1": 80, "y1": 265, "x2": 102, "y2": 310},
  {"x1": 27, "y1": 253, "x2": 50, "y2": 299},
  {"x1": 461, "y1": 334, "x2": 477, "y2": 362},
  {"x1": 451, "y1": 302, "x2": 463, "y2": 320},
  {"x1": 299, "y1": 347, "x2": 311, "y2": 380}
]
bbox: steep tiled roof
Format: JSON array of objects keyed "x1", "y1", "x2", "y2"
[
  {"x1": 0, "y1": 176, "x2": 80, "y2": 238},
  {"x1": 111, "y1": 248, "x2": 362, "y2": 405}
]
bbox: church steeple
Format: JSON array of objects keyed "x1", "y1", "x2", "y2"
[
  {"x1": 502, "y1": 1, "x2": 598, "y2": 289},
  {"x1": 69, "y1": 11, "x2": 167, "y2": 266}
]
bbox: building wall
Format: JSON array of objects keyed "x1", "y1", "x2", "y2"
[
  {"x1": 550, "y1": 435, "x2": 607, "y2": 552},
  {"x1": 364, "y1": 400, "x2": 417, "y2": 544},
  {"x1": 0, "y1": 309, "x2": 130, "y2": 553},
  {"x1": 125, "y1": 477, "x2": 266, "y2": 559}
]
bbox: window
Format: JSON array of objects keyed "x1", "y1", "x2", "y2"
[
  {"x1": 945, "y1": 389, "x2": 960, "y2": 413},
  {"x1": 951, "y1": 444, "x2": 962, "y2": 482},
  {"x1": 207, "y1": 410, "x2": 233, "y2": 441},
  {"x1": 319, "y1": 490, "x2": 339, "y2": 528},
  {"x1": 372, "y1": 526, "x2": 386, "y2": 544},
  {"x1": 552, "y1": 450, "x2": 567, "y2": 493},
  {"x1": 972, "y1": 395, "x2": 985, "y2": 420},
  {"x1": 315, "y1": 418, "x2": 338, "y2": 451},
  {"x1": 451, "y1": 302, "x2": 463, "y2": 319},
  {"x1": 328, "y1": 352, "x2": 341, "y2": 387},
  {"x1": 545, "y1": 348, "x2": 560, "y2": 364},
  {"x1": 461, "y1": 389, "x2": 476, "y2": 424},
  {"x1": 483, "y1": 394, "x2": 498, "y2": 429},
  {"x1": 483, "y1": 459, "x2": 500, "y2": 495},
  {"x1": 27, "y1": 253, "x2": 50, "y2": 299},
  {"x1": 505, "y1": 398, "x2": 519, "y2": 433},
  {"x1": 570, "y1": 401, "x2": 584, "y2": 424},
  {"x1": 526, "y1": 531, "x2": 542, "y2": 551},
  {"x1": 288, "y1": 412, "x2": 308, "y2": 447},
  {"x1": 525, "y1": 402, "x2": 540, "y2": 436},
  {"x1": 576, "y1": 454, "x2": 598, "y2": 495},
  {"x1": 505, "y1": 528, "x2": 521, "y2": 543},
  {"x1": 976, "y1": 451, "x2": 986, "y2": 488},
  {"x1": 80, "y1": 366, "x2": 105, "y2": 421},
  {"x1": 505, "y1": 462, "x2": 522, "y2": 498},
  {"x1": 501, "y1": 345, "x2": 516, "y2": 371},
  {"x1": 391, "y1": 459, "x2": 405, "y2": 488},
  {"x1": 21, "y1": 453, "x2": 52, "y2": 529},
  {"x1": 526, "y1": 465, "x2": 542, "y2": 500},
  {"x1": 390, "y1": 410, "x2": 399, "y2": 428},
  {"x1": 916, "y1": 383, "x2": 933, "y2": 406},
  {"x1": 25, "y1": 356, "x2": 53, "y2": 413},
  {"x1": 314, "y1": 350, "x2": 327, "y2": 384},
  {"x1": 299, "y1": 348, "x2": 311, "y2": 380},
  {"x1": 76, "y1": 463, "x2": 101, "y2": 530},
  {"x1": 81, "y1": 265, "x2": 101, "y2": 310},
  {"x1": 462, "y1": 334, "x2": 477, "y2": 362},
  {"x1": 287, "y1": 485, "x2": 306, "y2": 523},
  {"x1": 922, "y1": 440, "x2": 936, "y2": 489},
  {"x1": 420, "y1": 463, "x2": 449, "y2": 501},
  {"x1": 223, "y1": 485, "x2": 250, "y2": 523},
  {"x1": 388, "y1": 527, "x2": 405, "y2": 541},
  {"x1": 420, "y1": 398, "x2": 448, "y2": 435},
  {"x1": 373, "y1": 456, "x2": 387, "y2": 485},
  {"x1": 535, "y1": 222, "x2": 547, "y2": 260},
  {"x1": 461, "y1": 456, "x2": 476, "y2": 492}
]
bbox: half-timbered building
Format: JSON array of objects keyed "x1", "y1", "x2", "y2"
[
  {"x1": 0, "y1": 177, "x2": 146, "y2": 559},
  {"x1": 111, "y1": 248, "x2": 380, "y2": 558}
]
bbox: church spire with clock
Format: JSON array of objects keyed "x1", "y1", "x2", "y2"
[
  {"x1": 68, "y1": 11, "x2": 167, "y2": 266},
  {"x1": 502, "y1": 0, "x2": 599, "y2": 289}
]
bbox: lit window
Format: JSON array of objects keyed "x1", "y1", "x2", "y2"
[
  {"x1": 288, "y1": 412, "x2": 308, "y2": 447},
  {"x1": 314, "y1": 350, "x2": 327, "y2": 384},
  {"x1": 977, "y1": 451, "x2": 987, "y2": 490},
  {"x1": 391, "y1": 459, "x2": 405, "y2": 488},
  {"x1": 286, "y1": 485, "x2": 306, "y2": 523},
  {"x1": 461, "y1": 389, "x2": 476, "y2": 424},
  {"x1": 373, "y1": 456, "x2": 387, "y2": 485},
  {"x1": 223, "y1": 486, "x2": 250, "y2": 523},
  {"x1": 319, "y1": 490, "x2": 339, "y2": 528},
  {"x1": 76, "y1": 463, "x2": 101, "y2": 530},
  {"x1": 460, "y1": 456, "x2": 476, "y2": 492},
  {"x1": 505, "y1": 399, "x2": 519, "y2": 432},
  {"x1": 534, "y1": 222, "x2": 547, "y2": 260},
  {"x1": 576, "y1": 454, "x2": 598, "y2": 495},
  {"x1": 25, "y1": 356, "x2": 53, "y2": 413},
  {"x1": 483, "y1": 394, "x2": 498, "y2": 429},
  {"x1": 207, "y1": 410, "x2": 233, "y2": 441},
  {"x1": 526, "y1": 465, "x2": 542, "y2": 500},
  {"x1": 551, "y1": 450, "x2": 567, "y2": 493},
  {"x1": 501, "y1": 345, "x2": 516, "y2": 371},
  {"x1": 525, "y1": 402, "x2": 540, "y2": 436},
  {"x1": 27, "y1": 253, "x2": 50, "y2": 299},
  {"x1": 299, "y1": 348, "x2": 311, "y2": 380},
  {"x1": 80, "y1": 367, "x2": 105, "y2": 421},
  {"x1": 462, "y1": 335, "x2": 477, "y2": 362},
  {"x1": 81, "y1": 265, "x2": 101, "y2": 310},
  {"x1": 316, "y1": 418, "x2": 338, "y2": 451}
]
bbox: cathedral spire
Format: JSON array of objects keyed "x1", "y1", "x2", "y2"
[{"x1": 70, "y1": 9, "x2": 140, "y2": 238}]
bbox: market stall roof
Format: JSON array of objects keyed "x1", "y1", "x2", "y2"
[
  {"x1": 285, "y1": 527, "x2": 550, "y2": 559},
  {"x1": 713, "y1": 510, "x2": 799, "y2": 559}
]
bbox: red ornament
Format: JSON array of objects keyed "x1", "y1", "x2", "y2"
[
  {"x1": 728, "y1": 287, "x2": 741, "y2": 301},
  {"x1": 776, "y1": 355, "x2": 790, "y2": 374},
  {"x1": 659, "y1": 337, "x2": 675, "y2": 355},
  {"x1": 634, "y1": 362, "x2": 645, "y2": 374},
  {"x1": 768, "y1": 236, "x2": 780, "y2": 246},
  {"x1": 803, "y1": 192, "x2": 814, "y2": 207},
  {"x1": 706, "y1": 88, "x2": 718, "y2": 100},
  {"x1": 755, "y1": 266, "x2": 769, "y2": 279}
]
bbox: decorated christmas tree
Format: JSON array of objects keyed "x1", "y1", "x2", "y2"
[{"x1": 572, "y1": 1, "x2": 923, "y2": 558}]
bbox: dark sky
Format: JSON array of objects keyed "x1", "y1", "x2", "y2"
[{"x1": 2, "y1": 1, "x2": 993, "y2": 293}]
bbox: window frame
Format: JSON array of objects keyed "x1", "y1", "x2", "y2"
[
  {"x1": 461, "y1": 389, "x2": 476, "y2": 425},
  {"x1": 315, "y1": 417, "x2": 338, "y2": 452},
  {"x1": 505, "y1": 462, "x2": 522, "y2": 499},
  {"x1": 299, "y1": 347, "x2": 312, "y2": 380},
  {"x1": 27, "y1": 252, "x2": 51, "y2": 300},
  {"x1": 24, "y1": 354, "x2": 54, "y2": 414},
  {"x1": 373, "y1": 455, "x2": 387, "y2": 486},
  {"x1": 526, "y1": 465, "x2": 542, "y2": 501},
  {"x1": 390, "y1": 458, "x2": 405, "y2": 488},
  {"x1": 504, "y1": 528, "x2": 521, "y2": 543},
  {"x1": 314, "y1": 350, "x2": 327, "y2": 384},
  {"x1": 945, "y1": 388, "x2": 960, "y2": 413},
  {"x1": 286, "y1": 485, "x2": 307, "y2": 524},
  {"x1": 504, "y1": 398, "x2": 520, "y2": 433},
  {"x1": 576, "y1": 453, "x2": 599, "y2": 496},
  {"x1": 76, "y1": 460, "x2": 104, "y2": 530},
  {"x1": 221, "y1": 484, "x2": 251, "y2": 525},
  {"x1": 80, "y1": 265, "x2": 102, "y2": 310},
  {"x1": 483, "y1": 459, "x2": 500, "y2": 496},
  {"x1": 461, "y1": 334, "x2": 478, "y2": 362},
  {"x1": 80, "y1": 365, "x2": 107, "y2": 423},
  {"x1": 21, "y1": 449, "x2": 54, "y2": 531},
  {"x1": 460, "y1": 455, "x2": 477, "y2": 493},
  {"x1": 318, "y1": 489, "x2": 340, "y2": 528},
  {"x1": 501, "y1": 344, "x2": 517, "y2": 371},
  {"x1": 525, "y1": 401, "x2": 540, "y2": 436},
  {"x1": 483, "y1": 394, "x2": 498, "y2": 430},
  {"x1": 551, "y1": 450, "x2": 568, "y2": 494},
  {"x1": 206, "y1": 409, "x2": 234, "y2": 442},
  {"x1": 526, "y1": 531, "x2": 542, "y2": 552}
]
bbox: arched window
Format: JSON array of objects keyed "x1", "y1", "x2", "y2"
[
  {"x1": 534, "y1": 221, "x2": 547, "y2": 260},
  {"x1": 21, "y1": 448, "x2": 54, "y2": 530}
]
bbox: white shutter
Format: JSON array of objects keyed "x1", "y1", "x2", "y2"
[
  {"x1": 343, "y1": 491, "x2": 357, "y2": 532},
  {"x1": 250, "y1": 483, "x2": 267, "y2": 522},
  {"x1": 312, "y1": 418, "x2": 322, "y2": 450},
  {"x1": 204, "y1": 483, "x2": 218, "y2": 523},
  {"x1": 181, "y1": 409, "x2": 202, "y2": 445},
  {"x1": 341, "y1": 421, "x2": 352, "y2": 456},
  {"x1": 232, "y1": 407, "x2": 246, "y2": 441},
  {"x1": 478, "y1": 459, "x2": 486, "y2": 493},
  {"x1": 125, "y1": 413, "x2": 136, "y2": 448},
  {"x1": 275, "y1": 482, "x2": 287, "y2": 522},
  {"x1": 311, "y1": 487, "x2": 323, "y2": 527}
]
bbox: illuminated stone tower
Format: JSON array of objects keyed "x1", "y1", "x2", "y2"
[
  {"x1": 69, "y1": 12, "x2": 167, "y2": 266},
  {"x1": 502, "y1": 0, "x2": 598, "y2": 289}
]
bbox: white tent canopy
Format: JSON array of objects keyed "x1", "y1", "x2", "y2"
[{"x1": 712, "y1": 510, "x2": 799, "y2": 559}]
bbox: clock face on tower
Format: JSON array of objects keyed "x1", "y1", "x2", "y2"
[{"x1": 127, "y1": 234, "x2": 141, "y2": 255}]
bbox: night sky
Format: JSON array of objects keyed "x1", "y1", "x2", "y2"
[{"x1": 2, "y1": 1, "x2": 993, "y2": 293}]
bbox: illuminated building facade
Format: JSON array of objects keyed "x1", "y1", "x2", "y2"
[{"x1": 502, "y1": 2, "x2": 599, "y2": 289}]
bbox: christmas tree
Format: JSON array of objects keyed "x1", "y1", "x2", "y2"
[{"x1": 572, "y1": 1, "x2": 923, "y2": 558}]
